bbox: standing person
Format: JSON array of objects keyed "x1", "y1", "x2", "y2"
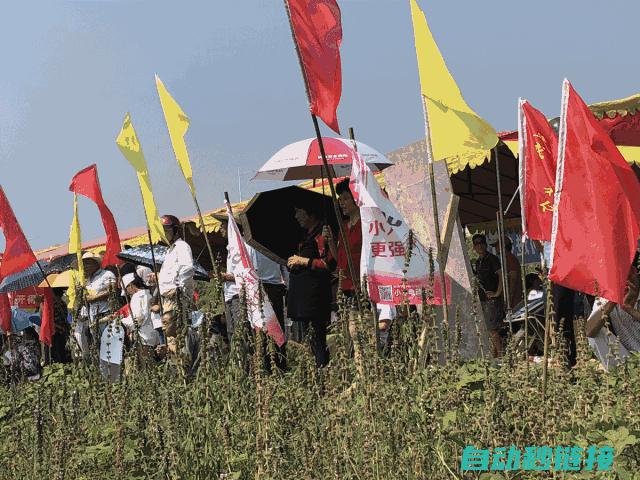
[
  {"x1": 156, "y1": 214, "x2": 195, "y2": 356},
  {"x1": 490, "y1": 237, "x2": 523, "y2": 310},
  {"x1": 245, "y1": 237, "x2": 288, "y2": 371},
  {"x1": 326, "y1": 179, "x2": 362, "y2": 299},
  {"x1": 76, "y1": 252, "x2": 117, "y2": 357},
  {"x1": 119, "y1": 272, "x2": 160, "y2": 365},
  {"x1": 471, "y1": 233, "x2": 504, "y2": 357},
  {"x1": 287, "y1": 201, "x2": 332, "y2": 368},
  {"x1": 49, "y1": 288, "x2": 71, "y2": 364},
  {"x1": 217, "y1": 217, "x2": 242, "y2": 346}
]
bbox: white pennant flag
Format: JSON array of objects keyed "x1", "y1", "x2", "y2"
[
  {"x1": 350, "y1": 151, "x2": 449, "y2": 305},
  {"x1": 225, "y1": 199, "x2": 285, "y2": 346}
]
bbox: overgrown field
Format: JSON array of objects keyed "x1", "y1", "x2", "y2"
[{"x1": 1, "y1": 290, "x2": 639, "y2": 480}]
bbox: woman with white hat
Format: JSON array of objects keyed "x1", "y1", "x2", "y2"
[{"x1": 120, "y1": 272, "x2": 161, "y2": 359}]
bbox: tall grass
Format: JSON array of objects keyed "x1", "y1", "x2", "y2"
[{"x1": 0, "y1": 277, "x2": 639, "y2": 480}]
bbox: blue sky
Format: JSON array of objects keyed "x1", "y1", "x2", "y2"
[{"x1": 1, "y1": 0, "x2": 638, "y2": 250}]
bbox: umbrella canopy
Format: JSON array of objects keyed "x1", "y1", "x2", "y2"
[
  {"x1": 38, "y1": 271, "x2": 72, "y2": 289},
  {"x1": 0, "y1": 261, "x2": 50, "y2": 294},
  {"x1": 242, "y1": 186, "x2": 339, "y2": 265},
  {"x1": 45, "y1": 253, "x2": 78, "y2": 274},
  {"x1": 253, "y1": 137, "x2": 393, "y2": 181},
  {"x1": 116, "y1": 244, "x2": 210, "y2": 282}
]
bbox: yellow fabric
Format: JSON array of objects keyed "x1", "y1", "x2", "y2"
[
  {"x1": 502, "y1": 139, "x2": 640, "y2": 167},
  {"x1": 155, "y1": 75, "x2": 196, "y2": 196},
  {"x1": 409, "y1": 0, "x2": 498, "y2": 174},
  {"x1": 67, "y1": 195, "x2": 85, "y2": 310},
  {"x1": 116, "y1": 113, "x2": 168, "y2": 244}
]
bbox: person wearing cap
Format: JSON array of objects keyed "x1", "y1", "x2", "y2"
[
  {"x1": 489, "y1": 236, "x2": 523, "y2": 311},
  {"x1": 119, "y1": 272, "x2": 160, "y2": 361},
  {"x1": 156, "y1": 215, "x2": 195, "y2": 355},
  {"x1": 76, "y1": 251, "x2": 117, "y2": 355},
  {"x1": 471, "y1": 233, "x2": 504, "y2": 357}
]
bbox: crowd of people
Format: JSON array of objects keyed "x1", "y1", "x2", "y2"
[{"x1": 3, "y1": 177, "x2": 639, "y2": 382}]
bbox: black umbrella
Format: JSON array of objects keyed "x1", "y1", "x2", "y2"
[
  {"x1": 117, "y1": 244, "x2": 210, "y2": 281},
  {"x1": 242, "y1": 186, "x2": 339, "y2": 265},
  {"x1": 0, "y1": 260, "x2": 50, "y2": 293},
  {"x1": 46, "y1": 253, "x2": 78, "y2": 274}
]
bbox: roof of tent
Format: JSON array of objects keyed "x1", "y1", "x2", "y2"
[{"x1": 499, "y1": 93, "x2": 640, "y2": 165}]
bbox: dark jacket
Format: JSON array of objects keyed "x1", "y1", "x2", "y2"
[{"x1": 287, "y1": 224, "x2": 332, "y2": 318}]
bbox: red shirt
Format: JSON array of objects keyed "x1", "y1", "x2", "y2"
[{"x1": 335, "y1": 219, "x2": 362, "y2": 292}]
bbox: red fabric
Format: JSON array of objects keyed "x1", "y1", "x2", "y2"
[
  {"x1": 550, "y1": 82, "x2": 640, "y2": 304},
  {"x1": 69, "y1": 165, "x2": 122, "y2": 267},
  {"x1": 521, "y1": 101, "x2": 558, "y2": 241},
  {"x1": 0, "y1": 293, "x2": 10, "y2": 333},
  {"x1": 288, "y1": 0, "x2": 343, "y2": 134},
  {"x1": 0, "y1": 188, "x2": 53, "y2": 344},
  {"x1": 335, "y1": 219, "x2": 362, "y2": 292},
  {"x1": 0, "y1": 187, "x2": 39, "y2": 278},
  {"x1": 39, "y1": 289, "x2": 54, "y2": 346}
]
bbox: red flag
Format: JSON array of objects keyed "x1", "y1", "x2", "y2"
[
  {"x1": 287, "y1": 0, "x2": 343, "y2": 134},
  {"x1": 69, "y1": 165, "x2": 122, "y2": 267},
  {"x1": 0, "y1": 293, "x2": 10, "y2": 333},
  {"x1": 0, "y1": 187, "x2": 39, "y2": 278},
  {"x1": 550, "y1": 80, "x2": 640, "y2": 303},
  {"x1": 0, "y1": 188, "x2": 54, "y2": 344},
  {"x1": 518, "y1": 99, "x2": 558, "y2": 242}
]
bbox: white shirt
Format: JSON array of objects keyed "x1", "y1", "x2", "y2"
[
  {"x1": 246, "y1": 244, "x2": 286, "y2": 286},
  {"x1": 158, "y1": 239, "x2": 195, "y2": 296},
  {"x1": 81, "y1": 269, "x2": 116, "y2": 318},
  {"x1": 121, "y1": 289, "x2": 160, "y2": 346}
]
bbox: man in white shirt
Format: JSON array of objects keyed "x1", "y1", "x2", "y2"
[{"x1": 157, "y1": 214, "x2": 195, "y2": 354}]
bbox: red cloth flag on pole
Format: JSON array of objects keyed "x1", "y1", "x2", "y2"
[
  {"x1": 518, "y1": 99, "x2": 558, "y2": 242},
  {"x1": 550, "y1": 80, "x2": 640, "y2": 303},
  {"x1": 224, "y1": 199, "x2": 285, "y2": 347},
  {"x1": 286, "y1": 0, "x2": 343, "y2": 134},
  {"x1": 0, "y1": 187, "x2": 54, "y2": 344},
  {"x1": 69, "y1": 165, "x2": 122, "y2": 267}
]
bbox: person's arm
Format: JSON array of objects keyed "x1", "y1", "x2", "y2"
[{"x1": 586, "y1": 300, "x2": 616, "y2": 338}]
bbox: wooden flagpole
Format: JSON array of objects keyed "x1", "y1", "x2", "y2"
[
  {"x1": 420, "y1": 95, "x2": 450, "y2": 338},
  {"x1": 283, "y1": 0, "x2": 360, "y2": 298}
]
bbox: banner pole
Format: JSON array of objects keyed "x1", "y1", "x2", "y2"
[
  {"x1": 282, "y1": 0, "x2": 359, "y2": 298},
  {"x1": 190, "y1": 191, "x2": 220, "y2": 282},
  {"x1": 420, "y1": 95, "x2": 450, "y2": 345}
]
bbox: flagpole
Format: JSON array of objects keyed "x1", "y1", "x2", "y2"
[
  {"x1": 189, "y1": 190, "x2": 220, "y2": 282},
  {"x1": 420, "y1": 95, "x2": 450, "y2": 342},
  {"x1": 282, "y1": 0, "x2": 360, "y2": 298},
  {"x1": 311, "y1": 114, "x2": 360, "y2": 298},
  {"x1": 494, "y1": 146, "x2": 512, "y2": 325},
  {"x1": 517, "y1": 98, "x2": 529, "y2": 365}
]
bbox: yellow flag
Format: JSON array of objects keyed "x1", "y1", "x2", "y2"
[
  {"x1": 67, "y1": 194, "x2": 85, "y2": 310},
  {"x1": 155, "y1": 74, "x2": 196, "y2": 196},
  {"x1": 116, "y1": 112, "x2": 168, "y2": 244},
  {"x1": 409, "y1": 0, "x2": 498, "y2": 173}
]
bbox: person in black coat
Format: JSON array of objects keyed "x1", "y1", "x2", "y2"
[{"x1": 286, "y1": 201, "x2": 332, "y2": 367}]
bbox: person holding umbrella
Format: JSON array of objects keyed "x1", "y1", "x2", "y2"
[{"x1": 287, "y1": 199, "x2": 333, "y2": 368}]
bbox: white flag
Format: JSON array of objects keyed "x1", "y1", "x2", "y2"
[
  {"x1": 225, "y1": 200, "x2": 285, "y2": 346},
  {"x1": 350, "y1": 152, "x2": 448, "y2": 305}
]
